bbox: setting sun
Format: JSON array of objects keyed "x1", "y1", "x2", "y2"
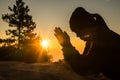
[{"x1": 41, "y1": 40, "x2": 50, "y2": 48}]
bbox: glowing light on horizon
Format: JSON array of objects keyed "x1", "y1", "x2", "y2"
[{"x1": 41, "y1": 39, "x2": 50, "y2": 48}]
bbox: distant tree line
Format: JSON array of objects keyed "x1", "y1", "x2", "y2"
[{"x1": 0, "y1": 0, "x2": 52, "y2": 63}]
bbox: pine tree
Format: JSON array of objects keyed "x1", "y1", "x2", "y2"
[
  {"x1": 2, "y1": 0, "x2": 52, "y2": 62},
  {"x1": 2, "y1": 0, "x2": 36, "y2": 50}
]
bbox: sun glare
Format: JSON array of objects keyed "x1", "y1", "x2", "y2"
[{"x1": 41, "y1": 40, "x2": 49, "y2": 48}]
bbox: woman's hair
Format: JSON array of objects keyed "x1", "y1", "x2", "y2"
[{"x1": 69, "y1": 7, "x2": 109, "y2": 31}]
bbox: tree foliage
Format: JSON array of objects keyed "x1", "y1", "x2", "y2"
[
  {"x1": 22, "y1": 33, "x2": 41, "y2": 63},
  {"x1": 2, "y1": 0, "x2": 36, "y2": 49}
]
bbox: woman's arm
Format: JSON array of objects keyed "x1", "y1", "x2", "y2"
[{"x1": 54, "y1": 27, "x2": 93, "y2": 75}]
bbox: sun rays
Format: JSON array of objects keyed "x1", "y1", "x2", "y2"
[{"x1": 41, "y1": 39, "x2": 50, "y2": 48}]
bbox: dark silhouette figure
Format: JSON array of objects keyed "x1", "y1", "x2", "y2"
[{"x1": 54, "y1": 7, "x2": 120, "y2": 80}]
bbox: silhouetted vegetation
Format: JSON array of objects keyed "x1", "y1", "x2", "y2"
[
  {"x1": 0, "y1": 46, "x2": 16, "y2": 61},
  {"x1": 0, "y1": 0, "x2": 52, "y2": 63},
  {"x1": 2, "y1": 0, "x2": 36, "y2": 50}
]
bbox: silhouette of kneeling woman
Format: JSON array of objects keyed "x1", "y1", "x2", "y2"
[{"x1": 54, "y1": 7, "x2": 120, "y2": 80}]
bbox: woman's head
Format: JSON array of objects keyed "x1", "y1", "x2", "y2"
[{"x1": 69, "y1": 7, "x2": 108, "y2": 41}]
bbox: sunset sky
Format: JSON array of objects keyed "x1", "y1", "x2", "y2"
[{"x1": 0, "y1": 0, "x2": 120, "y2": 61}]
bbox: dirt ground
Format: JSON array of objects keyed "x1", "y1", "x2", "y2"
[{"x1": 0, "y1": 61, "x2": 110, "y2": 80}]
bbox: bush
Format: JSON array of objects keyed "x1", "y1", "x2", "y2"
[{"x1": 0, "y1": 46, "x2": 17, "y2": 61}]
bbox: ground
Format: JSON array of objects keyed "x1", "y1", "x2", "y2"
[{"x1": 0, "y1": 61, "x2": 110, "y2": 80}]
